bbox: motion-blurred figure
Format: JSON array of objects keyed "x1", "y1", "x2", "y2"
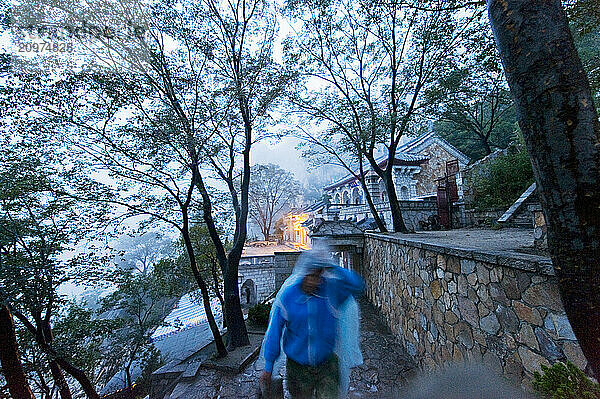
[{"x1": 259, "y1": 248, "x2": 364, "y2": 399}]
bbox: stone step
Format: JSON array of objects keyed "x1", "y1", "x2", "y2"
[{"x1": 181, "y1": 361, "x2": 202, "y2": 380}]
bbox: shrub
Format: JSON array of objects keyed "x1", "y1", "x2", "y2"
[
  {"x1": 248, "y1": 303, "x2": 272, "y2": 327},
  {"x1": 533, "y1": 361, "x2": 600, "y2": 399},
  {"x1": 471, "y1": 147, "x2": 534, "y2": 210}
]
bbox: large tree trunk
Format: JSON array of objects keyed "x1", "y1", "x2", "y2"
[
  {"x1": 223, "y1": 116, "x2": 252, "y2": 349},
  {"x1": 181, "y1": 226, "x2": 228, "y2": 357},
  {"x1": 480, "y1": 136, "x2": 492, "y2": 155},
  {"x1": 358, "y1": 158, "x2": 388, "y2": 232},
  {"x1": 52, "y1": 357, "x2": 99, "y2": 399},
  {"x1": 0, "y1": 305, "x2": 35, "y2": 399},
  {"x1": 224, "y1": 252, "x2": 250, "y2": 348},
  {"x1": 360, "y1": 177, "x2": 388, "y2": 232},
  {"x1": 488, "y1": 0, "x2": 600, "y2": 377},
  {"x1": 384, "y1": 172, "x2": 409, "y2": 233},
  {"x1": 49, "y1": 360, "x2": 73, "y2": 399}
]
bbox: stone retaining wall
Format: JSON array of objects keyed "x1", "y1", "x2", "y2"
[{"x1": 358, "y1": 233, "x2": 588, "y2": 388}]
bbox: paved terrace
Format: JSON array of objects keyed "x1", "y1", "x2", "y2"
[
  {"x1": 383, "y1": 228, "x2": 544, "y2": 256},
  {"x1": 376, "y1": 228, "x2": 553, "y2": 272}
]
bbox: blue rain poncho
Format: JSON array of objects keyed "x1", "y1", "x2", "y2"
[{"x1": 260, "y1": 248, "x2": 364, "y2": 398}]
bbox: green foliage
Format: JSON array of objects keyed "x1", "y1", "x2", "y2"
[
  {"x1": 100, "y1": 267, "x2": 180, "y2": 388},
  {"x1": 533, "y1": 361, "x2": 600, "y2": 399},
  {"x1": 471, "y1": 147, "x2": 534, "y2": 210},
  {"x1": 52, "y1": 303, "x2": 118, "y2": 381},
  {"x1": 248, "y1": 303, "x2": 272, "y2": 327},
  {"x1": 566, "y1": 0, "x2": 600, "y2": 109},
  {"x1": 135, "y1": 347, "x2": 163, "y2": 396}
]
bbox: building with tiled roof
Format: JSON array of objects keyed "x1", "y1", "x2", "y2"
[{"x1": 324, "y1": 130, "x2": 469, "y2": 206}]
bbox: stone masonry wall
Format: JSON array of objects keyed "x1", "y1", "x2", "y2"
[
  {"x1": 238, "y1": 264, "x2": 276, "y2": 303},
  {"x1": 336, "y1": 199, "x2": 438, "y2": 232},
  {"x1": 414, "y1": 142, "x2": 457, "y2": 196},
  {"x1": 238, "y1": 251, "x2": 301, "y2": 303},
  {"x1": 359, "y1": 233, "x2": 588, "y2": 388}
]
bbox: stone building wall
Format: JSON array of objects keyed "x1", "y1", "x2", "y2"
[
  {"x1": 238, "y1": 251, "x2": 301, "y2": 303},
  {"x1": 414, "y1": 143, "x2": 456, "y2": 196},
  {"x1": 358, "y1": 233, "x2": 588, "y2": 388},
  {"x1": 238, "y1": 264, "x2": 277, "y2": 303}
]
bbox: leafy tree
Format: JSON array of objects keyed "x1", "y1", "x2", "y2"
[
  {"x1": 112, "y1": 232, "x2": 173, "y2": 276},
  {"x1": 12, "y1": 303, "x2": 116, "y2": 399},
  {"x1": 99, "y1": 267, "x2": 178, "y2": 394},
  {"x1": 0, "y1": 139, "x2": 107, "y2": 398},
  {"x1": 470, "y1": 147, "x2": 534, "y2": 210},
  {"x1": 566, "y1": 0, "x2": 600, "y2": 109},
  {"x1": 436, "y1": 74, "x2": 516, "y2": 160},
  {"x1": 287, "y1": 0, "x2": 483, "y2": 232},
  {"x1": 433, "y1": 8, "x2": 517, "y2": 160},
  {"x1": 248, "y1": 164, "x2": 302, "y2": 241},
  {"x1": 11, "y1": 0, "x2": 294, "y2": 352},
  {"x1": 488, "y1": 0, "x2": 600, "y2": 377},
  {"x1": 533, "y1": 361, "x2": 600, "y2": 399}
]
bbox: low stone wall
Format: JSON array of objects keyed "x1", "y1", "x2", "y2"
[
  {"x1": 359, "y1": 233, "x2": 588, "y2": 388},
  {"x1": 451, "y1": 204, "x2": 506, "y2": 228},
  {"x1": 273, "y1": 251, "x2": 302, "y2": 289},
  {"x1": 335, "y1": 199, "x2": 438, "y2": 232}
]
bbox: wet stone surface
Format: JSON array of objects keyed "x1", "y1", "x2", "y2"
[{"x1": 166, "y1": 298, "x2": 416, "y2": 399}]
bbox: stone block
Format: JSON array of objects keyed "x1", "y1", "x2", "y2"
[
  {"x1": 436, "y1": 254, "x2": 446, "y2": 270},
  {"x1": 496, "y1": 305, "x2": 520, "y2": 334},
  {"x1": 406, "y1": 342, "x2": 417, "y2": 357},
  {"x1": 455, "y1": 322, "x2": 474, "y2": 349},
  {"x1": 430, "y1": 280, "x2": 442, "y2": 300},
  {"x1": 444, "y1": 310, "x2": 458, "y2": 325},
  {"x1": 501, "y1": 276, "x2": 522, "y2": 300},
  {"x1": 550, "y1": 314, "x2": 576, "y2": 340},
  {"x1": 489, "y1": 283, "x2": 509, "y2": 306},
  {"x1": 458, "y1": 296, "x2": 479, "y2": 327},
  {"x1": 473, "y1": 330, "x2": 487, "y2": 347},
  {"x1": 562, "y1": 341, "x2": 587, "y2": 371},
  {"x1": 480, "y1": 313, "x2": 500, "y2": 335},
  {"x1": 504, "y1": 352, "x2": 525, "y2": 384},
  {"x1": 446, "y1": 256, "x2": 461, "y2": 274},
  {"x1": 429, "y1": 321, "x2": 439, "y2": 339},
  {"x1": 457, "y1": 275, "x2": 468, "y2": 296},
  {"x1": 518, "y1": 346, "x2": 550, "y2": 375},
  {"x1": 522, "y1": 282, "x2": 563, "y2": 312},
  {"x1": 513, "y1": 301, "x2": 543, "y2": 326},
  {"x1": 471, "y1": 251, "x2": 499, "y2": 265},
  {"x1": 534, "y1": 327, "x2": 564, "y2": 362},
  {"x1": 467, "y1": 287, "x2": 478, "y2": 302},
  {"x1": 477, "y1": 265, "x2": 490, "y2": 285},
  {"x1": 477, "y1": 285, "x2": 491, "y2": 306},
  {"x1": 517, "y1": 324, "x2": 539, "y2": 351},
  {"x1": 461, "y1": 259, "x2": 476, "y2": 275},
  {"x1": 490, "y1": 267, "x2": 503, "y2": 283},
  {"x1": 478, "y1": 302, "x2": 491, "y2": 318},
  {"x1": 448, "y1": 281, "x2": 458, "y2": 294}
]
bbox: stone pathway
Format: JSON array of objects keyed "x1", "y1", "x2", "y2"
[
  {"x1": 346, "y1": 298, "x2": 416, "y2": 398},
  {"x1": 164, "y1": 298, "x2": 415, "y2": 398}
]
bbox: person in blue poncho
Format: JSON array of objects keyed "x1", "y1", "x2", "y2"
[{"x1": 259, "y1": 248, "x2": 364, "y2": 399}]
